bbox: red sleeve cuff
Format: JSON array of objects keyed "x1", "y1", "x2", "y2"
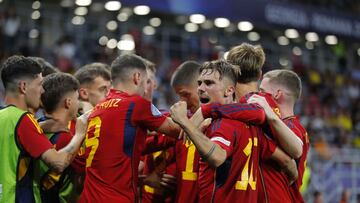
[{"x1": 201, "y1": 103, "x2": 221, "y2": 119}]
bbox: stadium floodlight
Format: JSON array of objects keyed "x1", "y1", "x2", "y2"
[
  {"x1": 117, "y1": 13, "x2": 129, "y2": 22},
  {"x1": 305, "y1": 32, "x2": 319, "y2": 42},
  {"x1": 118, "y1": 34, "x2": 135, "y2": 50},
  {"x1": 238, "y1": 21, "x2": 253, "y2": 32},
  {"x1": 305, "y1": 41, "x2": 314, "y2": 50},
  {"x1": 292, "y1": 46, "x2": 302, "y2": 56},
  {"x1": 279, "y1": 57, "x2": 289, "y2": 66},
  {"x1": 72, "y1": 16, "x2": 85, "y2": 25},
  {"x1": 0, "y1": 0, "x2": 3, "y2": 3},
  {"x1": 105, "y1": 1, "x2": 121, "y2": 11},
  {"x1": 106, "y1": 20, "x2": 118, "y2": 31},
  {"x1": 75, "y1": 0, "x2": 91, "y2": 7},
  {"x1": 190, "y1": 14, "x2": 206, "y2": 24},
  {"x1": 185, "y1": 23, "x2": 199, "y2": 32},
  {"x1": 325, "y1": 35, "x2": 338, "y2": 45},
  {"x1": 285, "y1": 29, "x2": 299, "y2": 39},
  {"x1": 29, "y1": 29, "x2": 39, "y2": 39},
  {"x1": 277, "y1": 36, "x2": 289, "y2": 46},
  {"x1": 133, "y1": 5, "x2": 150, "y2": 15},
  {"x1": 107, "y1": 38, "x2": 118, "y2": 49},
  {"x1": 99, "y1": 36, "x2": 109, "y2": 46},
  {"x1": 31, "y1": 11, "x2": 41, "y2": 20},
  {"x1": 214, "y1": 18, "x2": 230, "y2": 28},
  {"x1": 75, "y1": 7, "x2": 88, "y2": 16},
  {"x1": 32, "y1": 1, "x2": 41, "y2": 10},
  {"x1": 357, "y1": 48, "x2": 360, "y2": 56},
  {"x1": 143, "y1": 26, "x2": 156, "y2": 35},
  {"x1": 247, "y1": 32, "x2": 260, "y2": 41},
  {"x1": 149, "y1": 17, "x2": 161, "y2": 27},
  {"x1": 201, "y1": 20, "x2": 213, "y2": 29}
]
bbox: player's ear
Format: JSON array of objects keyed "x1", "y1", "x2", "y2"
[
  {"x1": 78, "y1": 88, "x2": 88, "y2": 101},
  {"x1": 18, "y1": 80, "x2": 27, "y2": 94},
  {"x1": 273, "y1": 89, "x2": 282, "y2": 100},
  {"x1": 224, "y1": 85, "x2": 235, "y2": 98},
  {"x1": 64, "y1": 97, "x2": 72, "y2": 109},
  {"x1": 133, "y1": 71, "x2": 141, "y2": 85}
]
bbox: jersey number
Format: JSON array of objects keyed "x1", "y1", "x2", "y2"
[
  {"x1": 85, "y1": 116, "x2": 102, "y2": 167},
  {"x1": 235, "y1": 138, "x2": 257, "y2": 190},
  {"x1": 182, "y1": 141, "x2": 198, "y2": 181}
]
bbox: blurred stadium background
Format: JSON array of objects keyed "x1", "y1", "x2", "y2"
[{"x1": 0, "y1": 0, "x2": 360, "y2": 202}]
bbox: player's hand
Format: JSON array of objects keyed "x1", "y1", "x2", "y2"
[
  {"x1": 75, "y1": 110, "x2": 91, "y2": 139},
  {"x1": 190, "y1": 108, "x2": 205, "y2": 128},
  {"x1": 160, "y1": 173, "x2": 177, "y2": 191},
  {"x1": 247, "y1": 94, "x2": 277, "y2": 120},
  {"x1": 139, "y1": 172, "x2": 162, "y2": 189},
  {"x1": 170, "y1": 101, "x2": 188, "y2": 126},
  {"x1": 200, "y1": 118, "x2": 212, "y2": 132}
]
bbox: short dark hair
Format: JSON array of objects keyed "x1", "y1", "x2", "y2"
[
  {"x1": 199, "y1": 59, "x2": 239, "y2": 85},
  {"x1": 111, "y1": 54, "x2": 147, "y2": 84},
  {"x1": 1, "y1": 55, "x2": 43, "y2": 91},
  {"x1": 28, "y1": 57, "x2": 58, "y2": 77},
  {"x1": 227, "y1": 43, "x2": 265, "y2": 83},
  {"x1": 143, "y1": 59, "x2": 156, "y2": 73},
  {"x1": 74, "y1": 63, "x2": 111, "y2": 85},
  {"x1": 41, "y1": 73, "x2": 79, "y2": 113},
  {"x1": 171, "y1": 61, "x2": 201, "y2": 87}
]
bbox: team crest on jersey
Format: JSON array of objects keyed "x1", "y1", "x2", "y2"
[{"x1": 151, "y1": 104, "x2": 162, "y2": 117}]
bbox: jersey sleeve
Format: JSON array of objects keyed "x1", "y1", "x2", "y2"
[
  {"x1": 201, "y1": 103, "x2": 266, "y2": 125},
  {"x1": 258, "y1": 134, "x2": 277, "y2": 160},
  {"x1": 133, "y1": 97, "x2": 167, "y2": 131},
  {"x1": 16, "y1": 114, "x2": 53, "y2": 158},
  {"x1": 208, "y1": 119, "x2": 235, "y2": 158},
  {"x1": 54, "y1": 132, "x2": 73, "y2": 150}
]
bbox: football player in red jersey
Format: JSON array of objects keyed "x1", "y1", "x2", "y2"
[
  {"x1": 170, "y1": 60, "x2": 297, "y2": 203},
  {"x1": 79, "y1": 54, "x2": 181, "y2": 203},
  {"x1": 253, "y1": 69, "x2": 309, "y2": 203}
]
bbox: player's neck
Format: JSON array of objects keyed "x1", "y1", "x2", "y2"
[
  {"x1": 235, "y1": 82, "x2": 258, "y2": 99},
  {"x1": 46, "y1": 110, "x2": 71, "y2": 128},
  {"x1": 278, "y1": 103, "x2": 295, "y2": 119},
  {"x1": 4, "y1": 93, "x2": 28, "y2": 111},
  {"x1": 113, "y1": 83, "x2": 139, "y2": 96}
]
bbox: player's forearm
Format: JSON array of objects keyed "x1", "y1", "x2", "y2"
[
  {"x1": 270, "y1": 147, "x2": 298, "y2": 185},
  {"x1": 267, "y1": 117, "x2": 303, "y2": 159},
  {"x1": 158, "y1": 117, "x2": 182, "y2": 139},
  {"x1": 179, "y1": 119, "x2": 226, "y2": 168}
]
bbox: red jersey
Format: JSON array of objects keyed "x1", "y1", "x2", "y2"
[
  {"x1": 211, "y1": 119, "x2": 276, "y2": 203},
  {"x1": 79, "y1": 89, "x2": 167, "y2": 203},
  {"x1": 285, "y1": 116, "x2": 309, "y2": 203}
]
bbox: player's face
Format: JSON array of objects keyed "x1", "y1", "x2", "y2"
[
  {"x1": 144, "y1": 69, "x2": 157, "y2": 101},
  {"x1": 174, "y1": 85, "x2": 200, "y2": 114},
  {"x1": 84, "y1": 76, "x2": 111, "y2": 106},
  {"x1": 197, "y1": 69, "x2": 227, "y2": 105},
  {"x1": 25, "y1": 73, "x2": 44, "y2": 111},
  {"x1": 259, "y1": 77, "x2": 275, "y2": 95}
]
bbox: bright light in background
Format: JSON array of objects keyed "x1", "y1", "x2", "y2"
[
  {"x1": 32, "y1": 1, "x2": 41, "y2": 10},
  {"x1": 75, "y1": 7, "x2": 88, "y2": 16},
  {"x1": 185, "y1": 23, "x2": 198, "y2": 32},
  {"x1": 214, "y1": 18, "x2": 230, "y2": 28},
  {"x1": 117, "y1": 13, "x2": 129, "y2": 22},
  {"x1": 29, "y1": 29, "x2": 39, "y2": 39},
  {"x1": 223, "y1": 51, "x2": 229, "y2": 60},
  {"x1": 133, "y1": 5, "x2": 150, "y2": 15},
  {"x1": 31, "y1": 10, "x2": 41, "y2": 20},
  {"x1": 105, "y1": 1, "x2": 121, "y2": 11},
  {"x1": 292, "y1": 46, "x2": 302, "y2": 56},
  {"x1": 277, "y1": 36, "x2": 289, "y2": 45},
  {"x1": 285, "y1": 29, "x2": 299, "y2": 39},
  {"x1": 247, "y1": 32, "x2": 260, "y2": 41},
  {"x1": 107, "y1": 38, "x2": 118, "y2": 49},
  {"x1": 0, "y1": 0, "x2": 3, "y2": 3},
  {"x1": 305, "y1": 32, "x2": 319, "y2": 42},
  {"x1": 143, "y1": 26, "x2": 156, "y2": 35},
  {"x1": 75, "y1": 0, "x2": 92, "y2": 7},
  {"x1": 98, "y1": 36, "x2": 109, "y2": 46},
  {"x1": 149, "y1": 17, "x2": 161, "y2": 27},
  {"x1": 190, "y1": 14, "x2": 206, "y2": 24},
  {"x1": 201, "y1": 20, "x2": 213, "y2": 29},
  {"x1": 208, "y1": 36, "x2": 218, "y2": 44},
  {"x1": 60, "y1": 0, "x2": 73, "y2": 7},
  {"x1": 118, "y1": 34, "x2": 135, "y2": 50},
  {"x1": 325, "y1": 35, "x2": 338, "y2": 45},
  {"x1": 238, "y1": 21, "x2": 253, "y2": 31},
  {"x1": 357, "y1": 48, "x2": 360, "y2": 56},
  {"x1": 72, "y1": 16, "x2": 85, "y2": 25},
  {"x1": 176, "y1": 16, "x2": 187, "y2": 24},
  {"x1": 279, "y1": 57, "x2": 289, "y2": 66},
  {"x1": 106, "y1": 20, "x2": 118, "y2": 31},
  {"x1": 306, "y1": 41, "x2": 314, "y2": 50}
]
